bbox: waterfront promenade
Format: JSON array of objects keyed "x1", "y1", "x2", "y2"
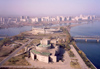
[{"x1": 70, "y1": 45, "x2": 88, "y2": 69}]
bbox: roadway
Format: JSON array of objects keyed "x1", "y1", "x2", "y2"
[
  {"x1": 70, "y1": 45, "x2": 88, "y2": 69},
  {"x1": 0, "y1": 39, "x2": 33, "y2": 66}
]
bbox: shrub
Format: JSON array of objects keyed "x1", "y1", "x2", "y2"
[
  {"x1": 0, "y1": 37, "x2": 11, "y2": 48},
  {"x1": 12, "y1": 35, "x2": 25, "y2": 40},
  {"x1": 78, "y1": 50, "x2": 82, "y2": 54},
  {"x1": 65, "y1": 45, "x2": 71, "y2": 51},
  {"x1": 60, "y1": 44, "x2": 65, "y2": 48},
  {"x1": 1, "y1": 52, "x2": 9, "y2": 56},
  {"x1": 8, "y1": 57, "x2": 19, "y2": 64},
  {"x1": 69, "y1": 50, "x2": 75, "y2": 57},
  {"x1": 70, "y1": 61, "x2": 78, "y2": 66}
]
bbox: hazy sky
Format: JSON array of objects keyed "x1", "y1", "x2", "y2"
[{"x1": 0, "y1": 0, "x2": 100, "y2": 16}]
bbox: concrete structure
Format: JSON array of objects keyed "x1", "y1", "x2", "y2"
[
  {"x1": 31, "y1": 27, "x2": 62, "y2": 35},
  {"x1": 30, "y1": 38, "x2": 61, "y2": 63},
  {"x1": 73, "y1": 36, "x2": 100, "y2": 42}
]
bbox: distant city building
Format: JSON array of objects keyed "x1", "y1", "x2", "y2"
[
  {"x1": 56, "y1": 16, "x2": 60, "y2": 21},
  {"x1": 71, "y1": 17, "x2": 76, "y2": 21},
  {"x1": 31, "y1": 17, "x2": 39, "y2": 22},
  {"x1": 74, "y1": 16, "x2": 82, "y2": 21},
  {"x1": 20, "y1": 16, "x2": 28, "y2": 19},
  {"x1": 20, "y1": 19, "x2": 26, "y2": 22},
  {"x1": 67, "y1": 17, "x2": 72, "y2": 20},
  {"x1": 38, "y1": 18, "x2": 41, "y2": 22},
  {"x1": 0, "y1": 15, "x2": 96, "y2": 25},
  {"x1": 64, "y1": 17, "x2": 67, "y2": 21},
  {"x1": 79, "y1": 14, "x2": 96, "y2": 20},
  {"x1": 50, "y1": 18, "x2": 56, "y2": 21},
  {"x1": 60, "y1": 16, "x2": 65, "y2": 21},
  {"x1": 41, "y1": 17, "x2": 50, "y2": 21},
  {"x1": 0, "y1": 17, "x2": 2, "y2": 22}
]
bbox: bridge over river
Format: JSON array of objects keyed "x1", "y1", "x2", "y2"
[{"x1": 73, "y1": 36, "x2": 100, "y2": 42}]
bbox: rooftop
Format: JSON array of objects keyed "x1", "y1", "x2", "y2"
[
  {"x1": 38, "y1": 44, "x2": 51, "y2": 47},
  {"x1": 31, "y1": 50, "x2": 50, "y2": 56}
]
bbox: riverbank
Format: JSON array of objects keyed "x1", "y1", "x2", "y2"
[
  {"x1": 71, "y1": 41, "x2": 97, "y2": 69},
  {"x1": 70, "y1": 21, "x2": 100, "y2": 69},
  {"x1": 55, "y1": 26, "x2": 96, "y2": 69},
  {"x1": 64, "y1": 26, "x2": 97, "y2": 69}
]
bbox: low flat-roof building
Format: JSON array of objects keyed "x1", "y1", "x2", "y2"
[{"x1": 31, "y1": 27, "x2": 62, "y2": 35}]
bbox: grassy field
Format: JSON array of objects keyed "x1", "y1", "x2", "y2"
[
  {"x1": 15, "y1": 38, "x2": 29, "y2": 44},
  {"x1": 3, "y1": 53, "x2": 30, "y2": 66},
  {"x1": 0, "y1": 46, "x2": 14, "y2": 57}
]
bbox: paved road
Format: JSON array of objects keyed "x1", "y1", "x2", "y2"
[
  {"x1": 0, "y1": 39, "x2": 33, "y2": 66},
  {"x1": 70, "y1": 45, "x2": 88, "y2": 69}
]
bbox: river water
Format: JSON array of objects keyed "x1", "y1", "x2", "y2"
[
  {"x1": 0, "y1": 22, "x2": 100, "y2": 68},
  {"x1": 70, "y1": 21, "x2": 100, "y2": 69},
  {"x1": 0, "y1": 26, "x2": 32, "y2": 36}
]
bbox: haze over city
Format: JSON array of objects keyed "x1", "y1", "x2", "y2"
[{"x1": 0, "y1": 0, "x2": 100, "y2": 16}]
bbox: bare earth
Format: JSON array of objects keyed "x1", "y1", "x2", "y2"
[{"x1": 70, "y1": 45, "x2": 88, "y2": 69}]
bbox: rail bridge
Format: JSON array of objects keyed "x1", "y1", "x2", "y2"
[{"x1": 73, "y1": 36, "x2": 100, "y2": 42}]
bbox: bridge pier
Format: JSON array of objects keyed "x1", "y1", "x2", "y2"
[{"x1": 97, "y1": 40, "x2": 99, "y2": 43}]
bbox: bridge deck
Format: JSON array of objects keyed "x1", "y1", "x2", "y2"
[{"x1": 73, "y1": 36, "x2": 100, "y2": 40}]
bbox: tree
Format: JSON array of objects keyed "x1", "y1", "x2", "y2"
[
  {"x1": 0, "y1": 37, "x2": 11, "y2": 48},
  {"x1": 8, "y1": 57, "x2": 18, "y2": 64}
]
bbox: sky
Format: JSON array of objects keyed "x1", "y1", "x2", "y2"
[{"x1": 0, "y1": 0, "x2": 100, "y2": 16}]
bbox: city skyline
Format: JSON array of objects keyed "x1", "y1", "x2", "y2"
[{"x1": 0, "y1": 0, "x2": 100, "y2": 16}]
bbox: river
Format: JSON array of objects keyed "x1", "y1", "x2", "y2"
[
  {"x1": 70, "y1": 21, "x2": 100, "y2": 69},
  {"x1": 0, "y1": 26, "x2": 32, "y2": 36},
  {"x1": 0, "y1": 22, "x2": 82, "y2": 36}
]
